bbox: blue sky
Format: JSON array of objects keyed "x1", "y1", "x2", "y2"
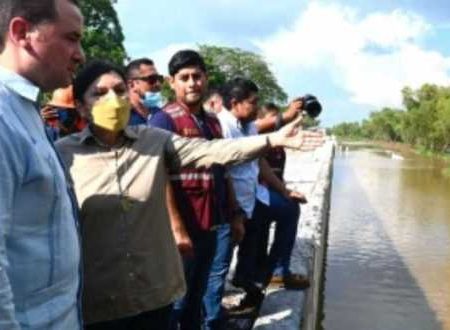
[{"x1": 115, "y1": 1, "x2": 450, "y2": 127}]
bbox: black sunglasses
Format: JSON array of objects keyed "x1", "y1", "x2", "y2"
[{"x1": 132, "y1": 74, "x2": 164, "y2": 84}]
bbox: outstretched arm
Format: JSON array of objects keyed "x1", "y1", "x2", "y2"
[{"x1": 166, "y1": 116, "x2": 324, "y2": 169}]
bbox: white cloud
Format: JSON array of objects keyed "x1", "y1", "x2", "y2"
[
  {"x1": 255, "y1": 2, "x2": 450, "y2": 109},
  {"x1": 143, "y1": 43, "x2": 197, "y2": 75},
  {"x1": 360, "y1": 10, "x2": 429, "y2": 47}
]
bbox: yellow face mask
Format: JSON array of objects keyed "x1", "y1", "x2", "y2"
[{"x1": 91, "y1": 92, "x2": 131, "y2": 132}]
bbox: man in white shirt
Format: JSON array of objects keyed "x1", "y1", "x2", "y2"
[{"x1": 218, "y1": 78, "x2": 310, "y2": 311}]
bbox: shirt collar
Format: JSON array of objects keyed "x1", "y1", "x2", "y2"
[
  {"x1": 219, "y1": 108, "x2": 240, "y2": 127},
  {"x1": 79, "y1": 125, "x2": 139, "y2": 145},
  {"x1": 0, "y1": 66, "x2": 40, "y2": 103},
  {"x1": 220, "y1": 108, "x2": 247, "y2": 131}
]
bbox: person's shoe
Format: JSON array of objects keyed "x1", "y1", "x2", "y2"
[
  {"x1": 269, "y1": 273, "x2": 310, "y2": 290},
  {"x1": 225, "y1": 290, "x2": 265, "y2": 317}
]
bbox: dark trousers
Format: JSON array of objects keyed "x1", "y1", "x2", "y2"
[
  {"x1": 85, "y1": 304, "x2": 173, "y2": 330},
  {"x1": 171, "y1": 230, "x2": 217, "y2": 330},
  {"x1": 235, "y1": 189, "x2": 300, "y2": 289}
]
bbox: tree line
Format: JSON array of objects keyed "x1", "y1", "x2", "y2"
[{"x1": 330, "y1": 84, "x2": 450, "y2": 153}]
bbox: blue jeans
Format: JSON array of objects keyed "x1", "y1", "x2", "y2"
[
  {"x1": 202, "y1": 224, "x2": 234, "y2": 330},
  {"x1": 235, "y1": 189, "x2": 300, "y2": 287},
  {"x1": 170, "y1": 230, "x2": 217, "y2": 330}
]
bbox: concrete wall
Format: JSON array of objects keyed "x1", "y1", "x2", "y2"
[{"x1": 300, "y1": 142, "x2": 334, "y2": 330}]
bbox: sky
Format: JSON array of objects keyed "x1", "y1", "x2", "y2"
[{"x1": 115, "y1": 0, "x2": 450, "y2": 127}]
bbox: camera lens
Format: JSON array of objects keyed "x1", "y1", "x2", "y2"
[{"x1": 302, "y1": 94, "x2": 322, "y2": 118}]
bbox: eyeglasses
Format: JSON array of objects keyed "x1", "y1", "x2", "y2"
[{"x1": 131, "y1": 74, "x2": 164, "y2": 84}]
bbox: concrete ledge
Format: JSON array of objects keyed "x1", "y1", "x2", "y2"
[{"x1": 300, "y1": 142, "x2": 334, "y2": 330}]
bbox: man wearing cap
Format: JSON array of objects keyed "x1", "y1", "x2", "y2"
[{"x1": 41, "y1": 85, "x2": 87, "y2": 140}]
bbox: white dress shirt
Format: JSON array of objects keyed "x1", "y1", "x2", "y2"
[{"x1": 217, "y1": 109, "x2": 270, "y2": 219}]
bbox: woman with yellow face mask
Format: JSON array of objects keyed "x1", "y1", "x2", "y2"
[
  {"x1": 55, "y1": 60, "x2": 322, "y2": 330},
  {"x1": 57, "y1": 60, "x2": 187, "y2": 330}
]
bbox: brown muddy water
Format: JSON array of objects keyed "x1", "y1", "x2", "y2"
[{"x1": 320, "y1": 147, "x2": 450, "y2": 330}]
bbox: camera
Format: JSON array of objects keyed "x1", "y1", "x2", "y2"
[{"x1": 300, "y1": 94, "x2": 322, "y2": 118}]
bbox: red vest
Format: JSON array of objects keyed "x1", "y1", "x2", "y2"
[
  {"x1": 164, "y1": 102, "x2": 225, "y2": 232},
  {"x1": 265, "y1": 147, "x2": 286, "y2": 180}
]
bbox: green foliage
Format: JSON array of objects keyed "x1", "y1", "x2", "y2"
[
  {"x1": 365, "y1": 108, "x2": 404, "y2": 141},
  {"x1": 79, "y1": 0, "x2": 127, "y2": 65},
  {"x1": 330, "y1": 83, "x2": 450, "y2": 154},
  {"x1": 198, "y1": 45, "x2": 288, "y2": 105},
  {"x1": 433, "y1": 92, "x2": 450, "y2": 152},
  {"x1": 329, "y1": 121, "x2": 363, "y2": 139},
  {"x1": 301, "y1": 115, "x2": 320, "y2": 129},
  {"x1": 161, "y1": 80, "x2": 175, "y2": 103}
]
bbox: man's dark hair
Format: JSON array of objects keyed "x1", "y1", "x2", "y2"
[
  {"x1": 0, "y1": 0, "x2": 79, "y2": 52},
  {"x1": 222, "y1": 78, "x2": 259, "y2": 110},
  {"x1": 73, "y1": 60, "x2": 126, "y2": 103},
  {"x1": 204, "y1": 87, "x2": 223, "y2": 101},
  {"x1": 263, "y1": 102, "x2": 279, "y2": 111},
  {"x1": 258, "y1": 102, "x2": 280, "y2": 118},
  {"x1": 168, "y1": 50, "x2": 206, "y2": 76},
  {"x1": 125, "y1": 58, "x2": 155, "y2": 79}
]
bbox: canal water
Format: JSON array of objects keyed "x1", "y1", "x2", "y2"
[{"x1": 321, "y1": 147, "x2": 450, "y2": 330}]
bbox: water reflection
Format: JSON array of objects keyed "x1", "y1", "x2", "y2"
[{"x1": 321, "y1": 148, "x2": 450, "y2": 330}]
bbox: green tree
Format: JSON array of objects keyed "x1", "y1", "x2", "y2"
[
  {"x1": 79, "y1": 0, "x2": 127, "y2": 64},
  {"x1": 433, "y1": 99, "x2": 450, "y2": 152},
  {"x1": 198, "y1": 45, "x2": 288, "y2": 105},
  {"x1": 401, "y1": 86, "x2": 419, "y2": 110},
  {"x1": 330, "y1": 109, "x2": 404, "y2": 141},
  {"x1": 301, "y1": 116, "x2": 320, "y2": 129},
  {"x1": 330, "y1": 121, "x2": 363, "y2": 139},
  {"x1": 400, "y1": 84, "x2": 441, "y2": 150},
  {"x1": 330, "y1": 83, "x2": 450, "y2": 153},
  {"x1": 365, "y1": 108, "x2": 404, "y2": 141}
]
